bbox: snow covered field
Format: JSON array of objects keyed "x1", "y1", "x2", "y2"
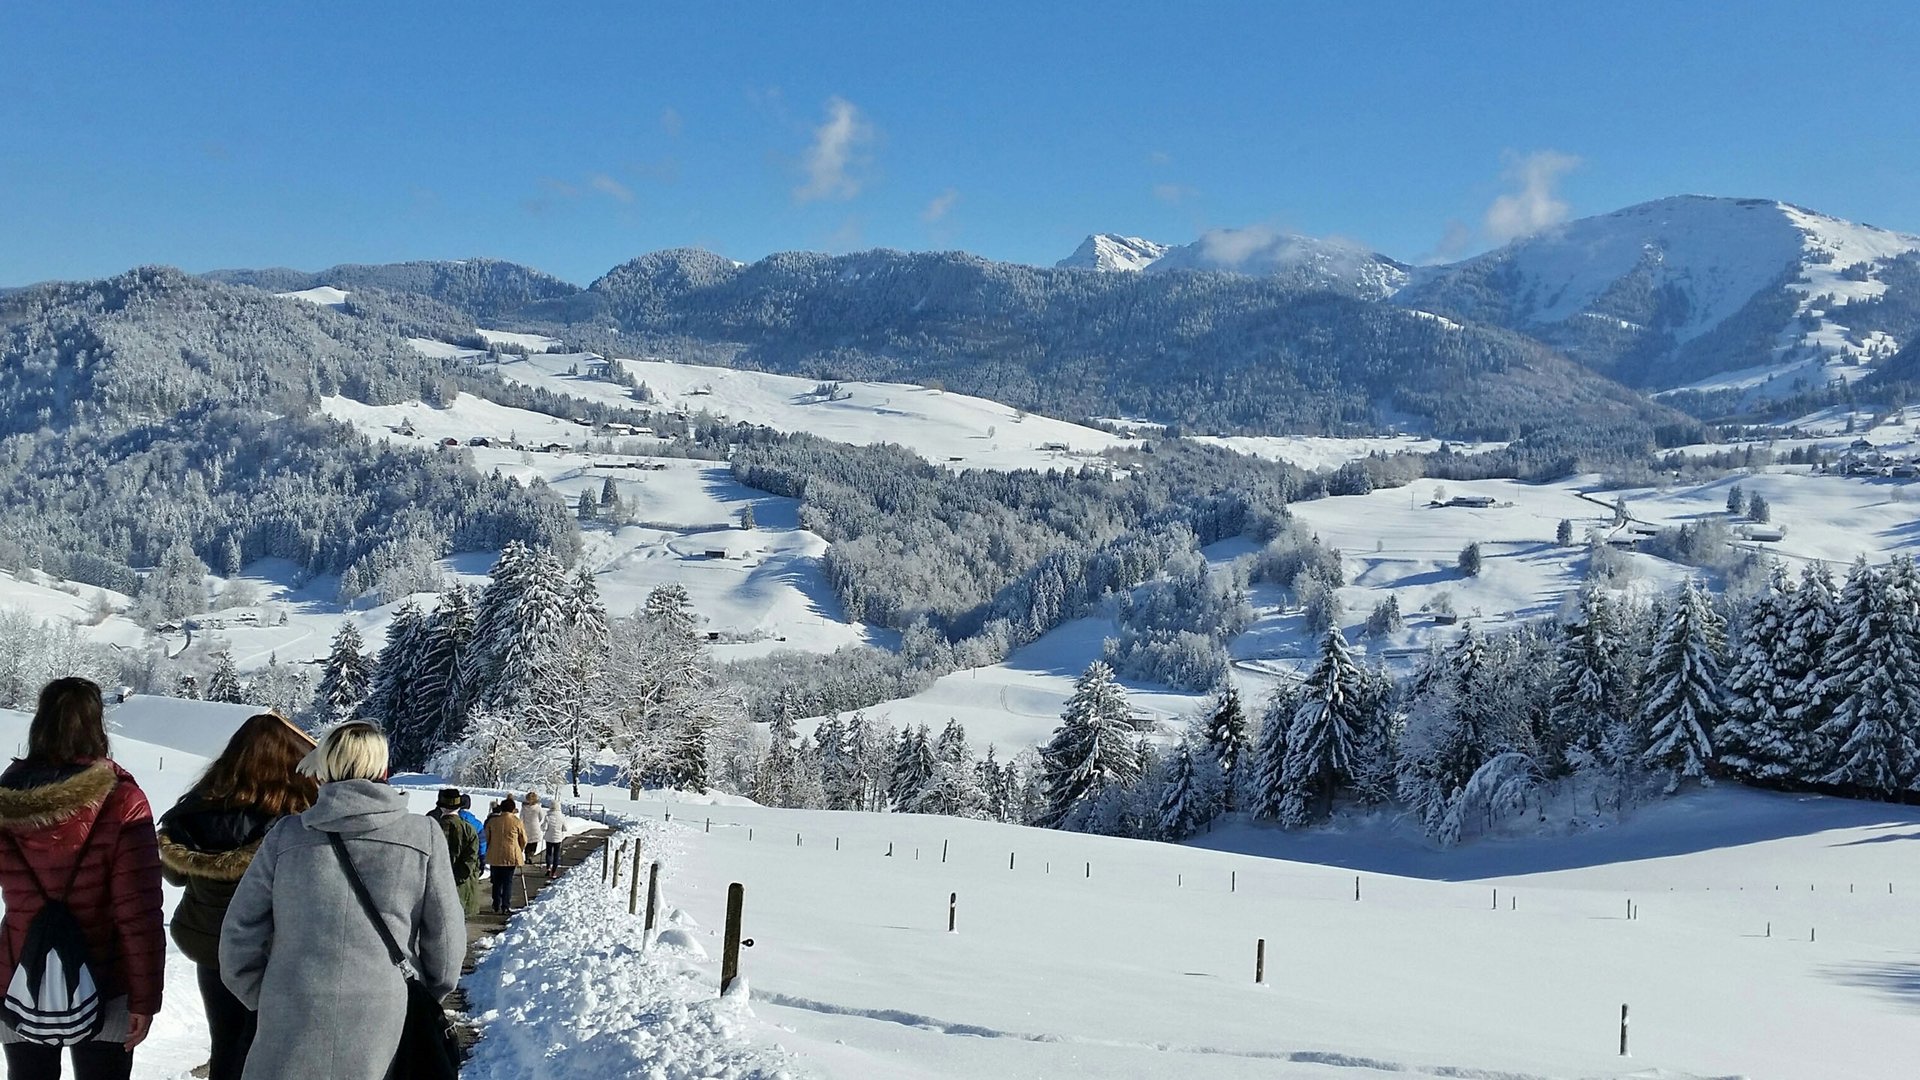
[
  {"x1": 526, "y1": 784, "x2": 1920, "y2": 1080},
  {"x1": 1191, "y1": 435, "x2": 1506, "y2": 472},
  {"x1": 466, "y1": 349, "x2": 1127, "y2": 473}
]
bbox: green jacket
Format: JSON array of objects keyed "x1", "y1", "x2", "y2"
[{"x1": 429, "y1": 807, "x2": 481, "y2": 889}]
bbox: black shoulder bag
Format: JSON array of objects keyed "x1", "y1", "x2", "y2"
[{"x1": 325, "y1": 833, "x2": 461, "y2": 1080}]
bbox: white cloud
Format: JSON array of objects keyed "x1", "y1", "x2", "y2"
[
  {"x1": 1421, "y1": 219, "x2": 1476, "y2": 264},
  {"x1": 1483, "y1": 150, "x2": 1581, "y2": 244},
  {"x1": 660, "y1": 107, "x2": 683, "y2": 138},
  {"x1": 588, "y1": 173, "x2": 635, "y2": 203},
  {"x1": 921, "y1": 188, "x2": 959, "y2": 224},
  {"x1": 795, "y1": 96, "x2": 875, "y2": 203},
  {"x1": 1153, "y1": 182, "x2": 1196, "y2": 205},
  {"x1": 1147, "y1": 150, "x2": 1172, "y2": 167}
]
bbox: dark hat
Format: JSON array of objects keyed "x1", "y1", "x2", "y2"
[{"x1": 437, "y1": 788, "x2": 463, "y2": 810}]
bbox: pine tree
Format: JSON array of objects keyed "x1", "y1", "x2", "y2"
[
  {"x1": 1248, "y1": 684, "x2": 1300, "y2": 820},
  {"x1": 1780, "y1": 562, "x2": 1840, "y2": 776},
  {"x1": 1279, "y1": 627, "x2": 1371, "y2": 824},
  {"x1": 1638, "y1": 580, "x2": 1724, "y2": 792},
  {"x1": 934, "y1": 718, "x2": 970, "y2": 766},
  {"x1": 205, "y1": 652, "x2": 244, "y2": 704},
  {"x1": 577, "y1": 489, "x2": 598, "y2": 521},
  {"x1": 411, "y1": 585, "x2": 475, "y2": 754},
  {"x1": 1726, "y1": 483, "x2": 1747, "y2": 516},
  {"x1": 599, "y1": 476, "x2": 620, "y2": 508},
  {"x1": 1715, "y1": 566, "x2": 1798, "y2": 782},
  {"x1": 1155, "y1": 739, "x2": 1222, "y2": 840},
  {"x1": 314, "y1": 622, "x2": 372, "y2": 727},
  {"x1": 1039, "y1": 661, "x2": 1141, "y2": 828},
  {"x1": 887, "y1": 726, "x2": 938, "y2": 811},
  {"x1": 1555, "y1": 518, "x2": 1574, "y2": 546},
  {"x1": 1458, "y1": 542, "x2": 1483, "y2": 578},
  {"x1": 1201, "y1": 686, "x2": 1251, "y2": 786},
  {"x1": 1548, "y1": 589, "x2": 1620, "y2": 769},
  {"x1": 1817, "y1": 557, "x2": 1920, "y2": 797},
  {"x1": 361, "y1": 601, "x2": 430, "y2": 765}
]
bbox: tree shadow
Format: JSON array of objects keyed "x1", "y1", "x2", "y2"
[{"x1": 1826, "y1": 962, "x2": 1920, "y2": 1009}]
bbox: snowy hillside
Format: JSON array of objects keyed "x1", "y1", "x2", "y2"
[
  {"x1": 1403, "y1": 195, "x2": 1920, "y2": 397},
  {"x1": 1059, "y1": 228, "x2": 1410, "y2": 299},
  {"x1": 459, "y1": 348, "x2": 1129, "y2": 472},
  {"x1": 1056, "y1": 233, "x2": 1170, "y2": 272},
  {"x1": 504, "y1": 783, "x2": 1920, "y2": 1080}
]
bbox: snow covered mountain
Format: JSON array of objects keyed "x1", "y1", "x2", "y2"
[
  {"x1": 1055, "y1": 233, "x2": 1169, "y2": 272},
  {"x1": 1401, "y1": 196, "x2": 1920, "y2": 398},
  {"x1": 1059, "y1": 228, "x2": 1410, "y2": 299}
]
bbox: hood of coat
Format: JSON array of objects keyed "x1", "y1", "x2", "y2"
[
  {"x1": 0, "y1": 759, "x2": 118, "y2": 831},
  {"x1": 298, "y1": 779, "x2": 413, "y2": 836}
]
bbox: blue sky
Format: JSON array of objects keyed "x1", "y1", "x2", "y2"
[{"x1": 4, "y1": 2, "x2": 1917, "y2": 286}]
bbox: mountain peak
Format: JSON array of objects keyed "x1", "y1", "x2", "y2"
[{"x1": 1056, "y1": 234, "x2": 1170, "y2": 273}]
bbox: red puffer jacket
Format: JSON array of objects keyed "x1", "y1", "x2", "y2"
[{"x1": 0, "y1": 759, "x2": 165, "y2": 1018}]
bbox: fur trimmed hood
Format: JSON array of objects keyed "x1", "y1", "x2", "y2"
[
  {"x1": 0, "y1": 760, "x2": 116, "y2": 831},
  {"x1": 158, "y1": 835, "x2": 261, "y2": 881}
]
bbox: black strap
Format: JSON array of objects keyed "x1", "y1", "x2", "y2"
[{"x1": 325, "y1": 832, "x2": 412, "y2": 976}]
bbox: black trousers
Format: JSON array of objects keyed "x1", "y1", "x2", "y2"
[
  {"x1": 544, "y1": 840, "x2": 562, "y2": 874},
  {"x1": 2, "y1": 1040, "x2": 133, "y2": 1080},
  {"x1": 197, "y1": 962, "x2": 256, "y2": 1080},
  {"x1": 490, "y1": 865, "x2": 517, "y2": 911}
]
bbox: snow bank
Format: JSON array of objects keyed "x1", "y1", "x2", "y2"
[{"x1": 460, "y1": 824, "x2": 799, "y2": 1080}]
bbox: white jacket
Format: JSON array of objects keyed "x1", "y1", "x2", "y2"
[
  {"x1": 520, "y1": 800, "x2": 546, "y2": 843},
  {"x1": 541, "y1": 805, "x2": 567, "y2": 844}
]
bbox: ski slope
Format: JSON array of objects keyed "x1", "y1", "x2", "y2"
[{"x1": 499, "y1": 783, "x2": 1920, "y2": 1080}]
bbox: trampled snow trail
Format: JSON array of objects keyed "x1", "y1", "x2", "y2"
[{"x1": 459, "y1": 823, "x2": 801, "y2": 1080}]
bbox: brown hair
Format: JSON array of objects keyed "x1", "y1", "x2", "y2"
[
  {"x1": 191, "y1": 713, "x2": 320, "y2": 816},
  {"x1": 27, "y1": 677, "x2": 108, "y2": 764}
]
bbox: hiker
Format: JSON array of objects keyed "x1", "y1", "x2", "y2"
[
  {"x1": 482, "y1": 797, "x2": 527, "y2": 914},
  {"x1": 459, "y1": 795, "x2": 486, "y2": 862},
  {"x1": 519, "y1": 791, "x2": 545, "y2": 863},
  {"x1": 0, "y1": 677, "x2": 164, "y2": 1080},
  {"x1": 157, "y1": 714, "x2": 317, "y2": 1080},
  {"x1": 219, "y1": 722, "x2": 462, "y2": 1080},
  {"x1": 541, "y1": 798, "x2": 566, "y2": 876},
  {"x1": 426, "y1": 788, "x2": 482, "y2": 916}
]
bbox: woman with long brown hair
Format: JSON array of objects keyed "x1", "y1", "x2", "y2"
[
  {"x1": 0, "y1": 677, "x2": 164, "y2": 1080},
  {"x1": 158, "y1": 714, "x2": 317, "y2": 1080}
]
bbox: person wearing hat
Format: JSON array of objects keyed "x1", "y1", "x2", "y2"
[{"x1": 426, "y1": 787, "x2": 481, "y2": 916}]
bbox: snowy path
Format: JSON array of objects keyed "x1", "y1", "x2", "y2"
[{"x1": 457, "y1": 821, "x2": 800, "y2": 1080}]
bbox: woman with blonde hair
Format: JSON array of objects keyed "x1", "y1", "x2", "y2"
[
  {"x1": 0, "y1": 678, "x2": 164, "y2": 1080},
  {"x1": 219, "y1": 722, "x2": 463, "y2": 1080},
  {"x1": 158, "y1": 713, "x2": 317, "y2": 1080}
]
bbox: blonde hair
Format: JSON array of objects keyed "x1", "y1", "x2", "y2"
[
  {"x1": 525, "y1": 791, "x2": 540, "y2": 805},
  {"x1": 298, "y1": 721, "x2": 390, "y2": 783}
]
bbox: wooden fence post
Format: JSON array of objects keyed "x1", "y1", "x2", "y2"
[
  {"x1": 612, "y1": 842, "x2": 624, "y2": 888},
  {"x1": 948, "y1": 892, "x2": 957, "y2": 933},
  {"x1": 601, "y1": 839, "x2": 611, "y2": 884},
  {"x1": 942, "y1": 839, "x2": 948, "y2": 863},
  {"x1": 629, "y1": 855, "x2": 643, "y2": 915},
  {"x1": 721, "y1": 883, "x2": 745, "y2": 996},
  {"x1": 1255, "y1": 939, "x2": 1266, "y2": 984},
  {"x1": 1355, "y1": 875, "x2": 1360, "y2": 902},
  {"x1": 1619, "y1": 1004, "x2": 1629, "y2": 1056},
  {"x1": 645, "y1": 862, "x2": 660, "y2": 934}
]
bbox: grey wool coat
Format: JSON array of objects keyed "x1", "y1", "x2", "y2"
[{"x1": 219, "y1": 780, "x2": 465, "y2": 1080}]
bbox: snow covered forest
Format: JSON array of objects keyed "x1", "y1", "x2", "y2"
[{"x1": 151, "y1": 528, "x2": 1916, "y2": 853}]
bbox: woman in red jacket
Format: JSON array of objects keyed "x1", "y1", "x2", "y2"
[{"x1": 0, "y1": 678, "x2": 164, "y2": 1080}]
